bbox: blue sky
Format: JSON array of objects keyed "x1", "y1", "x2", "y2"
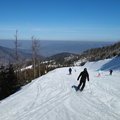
[{"x1": 0, "y1": 0, "x2": 120, "y2": 41}]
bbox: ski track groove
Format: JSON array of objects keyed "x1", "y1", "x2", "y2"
[
  {"x1": 74, "y1": 92, "x2": 119, "y2": 120},
  {"x1": 18, "y1": 92, "x2": 71, "y2": 120},
  {"x1": 79, "y1": 83, "x2": 120, "y2": 120},
  {"x1": 17, "y1": 73, "x2": 73, "y2": 120}
]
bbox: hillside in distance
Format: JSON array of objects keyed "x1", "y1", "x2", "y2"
[
  {"x1": 0, "y1": 40, "x2": 119, "y2": 66},
  {"x1": 0, "y1": 40, "x2": 115, "y2": 57},
  {"x1": 44, "y1": 41, "x2": 120, "y2": 67},
  {"x1": 0, "y1": 45, "x2": 32, "y2": 64},
  {"x1": 79, "y1": 41, "x2": 120, "y2": 61}
]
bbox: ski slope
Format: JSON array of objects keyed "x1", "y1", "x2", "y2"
[{"x1": 0, "y1": 57, "x2": 120, "y2": 120}]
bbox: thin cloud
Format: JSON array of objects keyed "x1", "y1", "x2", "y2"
[
  {"x1": 31, "y1": 26, "x2": 120, "y2": 32},
  {"x1": 0, "y1": 27, "x2": 16, "y2": 31}
]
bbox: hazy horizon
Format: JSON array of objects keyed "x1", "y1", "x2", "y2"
[{"x1": 0, "y1": 39, "x2": 115, "y2": 57}]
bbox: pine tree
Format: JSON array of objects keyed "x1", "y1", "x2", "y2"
[{"x1": 0, "y1": 64, "x2": 20, "y2": 100}]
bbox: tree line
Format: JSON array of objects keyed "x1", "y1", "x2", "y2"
[
  {"x1": 79, "y1": 41, "x2": 120, "y2": 62},
  {"x1": 0, "y1": 31, "x2": 47, "y2": 100}
]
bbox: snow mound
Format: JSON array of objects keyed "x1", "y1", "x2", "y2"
[
  {"x1": 84, "y1": 56, "x2": 120, "y2": 71},
  {"x1": 100, "y1": 56, "x2": 120, "y2": 70}
]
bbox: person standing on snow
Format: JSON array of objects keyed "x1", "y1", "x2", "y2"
[
  {"x1": 76, "y1": 68, "x2": 89, "y2": 91},
  {"x1": 69, "y1": 68, "x2": 72, "y2": 74},
  {"x1": 109, "y1": 69, "x2": 113, "y2": 75}
]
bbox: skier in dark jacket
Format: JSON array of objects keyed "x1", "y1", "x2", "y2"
[
  {"x1": 76, "y1": 68, "x2": 89, "y2": 91},
  {"x1": 69, "y1": 68, "x2": 72, "y2": 74},
  {"x1": 109, "y1": 69, "x2": 113, "y2": 75}
]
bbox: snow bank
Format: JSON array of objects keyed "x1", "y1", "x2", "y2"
[
  {"x1": 83, "y1": 56, "x2": 120, "y2": 71},
  {"x1": 100, "y1": 56, "x2": 120, "y2": 70},
  {"x1": 21, "y1": 65, "x2": 32, "y2": 71}
]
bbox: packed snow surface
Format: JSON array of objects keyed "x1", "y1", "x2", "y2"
[{"x1": 0, "y1": 57, "x2": 120, "y2": 120}]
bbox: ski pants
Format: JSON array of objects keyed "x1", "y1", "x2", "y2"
[{"x1": 77, "y1": 79, "x2": 86, "y2": 91}]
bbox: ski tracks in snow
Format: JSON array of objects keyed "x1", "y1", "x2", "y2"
[
  {"x1": 0, "y1": 67, "x2": 120, "y2": 120},
  {"x1": 17, "y1": 69, "x2": 73, "y2": 120}
]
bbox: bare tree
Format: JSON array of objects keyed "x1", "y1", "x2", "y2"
[
  {"x1": 15, "y1": 30, "x2": 19, "y2": 62},
  {"x1": 14, "y1": 30, "x2": 21, "y2": 80},
  {"x1": 31, "y1": 36, "x2": 41, "y2": 78}
]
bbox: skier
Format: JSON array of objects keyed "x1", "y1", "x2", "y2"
[
  {"x1": 97, "y1": 70, "x2": 101, "y2": 77},
  {"x1": 69, "y1": 68, "x2": 72, "y2": 74},
  {"x1": 109, "y1": 69, "x2": 113, "y2": 75},
  {"x1": 76, "y1": 68, "x2": 89, "y2": 91}
]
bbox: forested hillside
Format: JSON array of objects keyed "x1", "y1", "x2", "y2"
[{"x1": 79, "y1": 41, "x2": 120, "y2": 62}]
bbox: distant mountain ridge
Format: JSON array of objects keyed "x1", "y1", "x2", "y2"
[
  {"x1": 47, "y1": 52, "x2": 78, "y2": 60},
  {"x1": 0, "y1": 45, "x2": 32, "y2": 64},
  {"x1": 0, "y1": 41, "x2": 120, "y2": 66},
  {"x1": 0, "y1": 40, "x2": 115, "y2": 57},
  {"x1": 44, "y1": 41, "x2": 120, "y2": 67}
]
